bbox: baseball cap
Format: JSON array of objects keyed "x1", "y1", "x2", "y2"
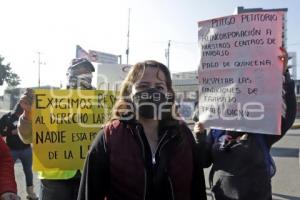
[{"x1": 68, "y1": 58, "x2": 95, "y2": 72}]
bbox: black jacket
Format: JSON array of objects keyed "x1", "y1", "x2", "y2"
[
  {"x1": 78, "y1": 120, "x2": 207, "y2": 200},
  {"x1": 0, "y1": 112, "x2": 30, "y2": 150},
  {"x1": 197, "y1": 72, "x2": 296, "y2": 200}
]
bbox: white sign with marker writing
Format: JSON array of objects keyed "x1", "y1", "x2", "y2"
[{"x1": 197, "y1": 12, "x2": 284, "y2": 135}]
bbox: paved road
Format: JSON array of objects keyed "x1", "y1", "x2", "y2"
[
  {"x1": 14, "y1": 129, "x2": 300, "y2": 200},
  {"x1": 271, "y1": 128, "x2": 300, "y2": 200}
]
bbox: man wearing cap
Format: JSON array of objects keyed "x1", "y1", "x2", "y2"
[
  {"x1": 66, "y1": 58, "x2": 95, "y2": 89},
  {"x1": 17, "y1": 58, "x2": 95, "y2": 200}
]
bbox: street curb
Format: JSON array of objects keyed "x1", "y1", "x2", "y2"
[{"x1": 291, "y1": 123, "x2": 300, "y2": 129}]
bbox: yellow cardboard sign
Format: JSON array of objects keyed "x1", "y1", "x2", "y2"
[{"x1": 32, "y1": 89, "x2": 116, "y2": 171}]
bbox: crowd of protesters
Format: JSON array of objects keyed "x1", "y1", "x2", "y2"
[{"x1": 0, "y1": 46, "x2": 296, "y2": 200}]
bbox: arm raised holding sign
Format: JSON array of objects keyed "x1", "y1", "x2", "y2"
[
  {"x1": 17, "y1": 58, "x2": 97, "y2": 200},
  {"x1": 193, "y1": 47, "x2": 296, "y2": 200},
  {"x1": 18, "y1": 88, "x2": 34, "y2": 144},
  {"x1": 266, "y1": 47, "x2": 297, "y2": 145}
]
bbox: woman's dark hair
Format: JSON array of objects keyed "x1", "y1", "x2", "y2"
[{"x1": 13, "y1": 102, "x2": 23, "y2": 115}]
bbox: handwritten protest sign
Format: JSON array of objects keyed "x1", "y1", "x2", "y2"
[
  {"x1": 197, "y1": 12, "x2": 284, "y2": 135},
  {"x1": 32, "y1": 89, "x2": 116, "y2": 170}
]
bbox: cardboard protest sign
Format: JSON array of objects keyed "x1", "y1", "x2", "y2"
[
  {"x1": 32, "y1": 89, "x2": 116, "y2": 170},
  {"x1": 197, "y1": 12, "x2": 284, "y2": 135}
]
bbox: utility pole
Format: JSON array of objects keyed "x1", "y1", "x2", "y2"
[
  {"x1": 35, "y1": 52, "x2": 45, "y2": 88},
  {"x1": 165, "y1": 40, "x2": 171, "y2": 68},
  {"x1": 37, "y1": 52, "x2": 41, "y2": 87},
  {"x1": 126, "y1": 8, "x2": 131, "y2": 65}
]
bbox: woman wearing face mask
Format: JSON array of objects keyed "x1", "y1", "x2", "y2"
[{"x1": 77, "y1": 60, "x2": 207, "y2": 200}]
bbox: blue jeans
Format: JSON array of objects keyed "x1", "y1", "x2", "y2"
[
  {"x1": 11, "y1": 147, "x2": 33, "y2": 186},
  {"x1": 40, "y1": 178, "x2": 80, "y2": 200}
]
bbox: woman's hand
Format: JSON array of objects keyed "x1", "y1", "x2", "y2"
[
  {"x1": 193, "y1": 122, "x2": 205, "y2": 133},
  {"x1": 19, "y1": 88, "x2": 34, "y2": 120},
  {"x1": 193, "y1": 122, "x2": 206, "y2": 144}
]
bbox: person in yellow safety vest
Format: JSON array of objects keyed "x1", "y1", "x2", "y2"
[{"x1": 17, "y1": 58, "x2": 95, "y2": 200}]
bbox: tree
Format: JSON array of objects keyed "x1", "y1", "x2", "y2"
[{"x1": 0, "y1": 55, "x2": 21, "y2": 87}]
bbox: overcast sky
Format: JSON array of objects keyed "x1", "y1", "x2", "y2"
[{"x1": 1, "y1": 0, "x2": 299, "y2": 91}]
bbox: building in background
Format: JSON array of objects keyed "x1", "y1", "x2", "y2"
[
  {"x1": 171, "y1": 71, "x2": 198, "y2": 120},
  {"x1": 288, "y1": 52, "x2": 297, "y2": 80},
  {"x1": 0, "y1": 86, "x2": 59, "y2": 112},
  {"x1": 172, "y1": 71, "x2": 198, "y2": 101}
]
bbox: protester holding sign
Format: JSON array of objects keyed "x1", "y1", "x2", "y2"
[
  {"x1": 17, "y1": 58, "x2": 95, "y2": 200},
  {"x1": 0, "y1": 103, "x2": 38, "y2": 200},
  {"x1": 193, "y1": 48, "x2": 296, "y2": 200},
  {"x1": 78, "y1": 60, "x2": 207, "y2": 200},
  {"x1": 0, "y1": 137, "x2": 20, "y2": 200}
]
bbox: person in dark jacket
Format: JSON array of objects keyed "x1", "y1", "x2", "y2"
[
  {"x1": 193, "y1": 48, "x2": 297, "y2": 200},
  {"x1": 0, "y1": 102, "x2": 38, "y2": 200},
  {"x1": 0, "y1": 136, "x2": 20, "y2": 200},
  {"x1": 78, "y1": 60, "x2": 207, "y2": 200}
]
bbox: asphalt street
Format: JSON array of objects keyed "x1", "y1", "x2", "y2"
[{"x1": 14, "y1": 129, "x2": 300, "y2": 200}]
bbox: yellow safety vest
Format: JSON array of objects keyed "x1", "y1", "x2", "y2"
[{"x1": 38, "y1": 169, "x2": 77, "y2": 180}]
